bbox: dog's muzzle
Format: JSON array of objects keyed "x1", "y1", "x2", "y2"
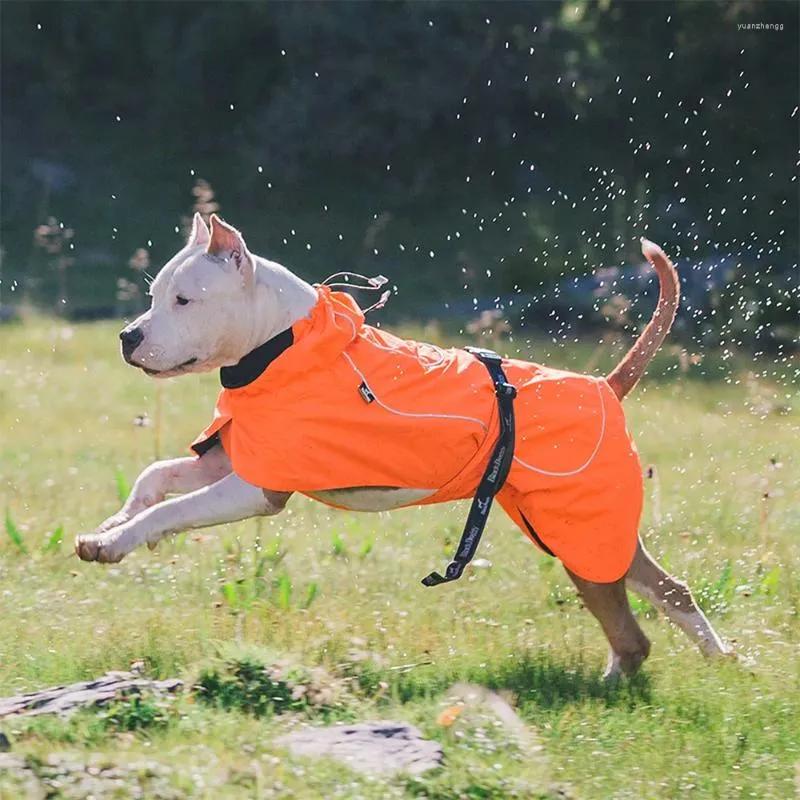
[{"x1": 120, "y1": 326, "x2": 144, "y2": 362}]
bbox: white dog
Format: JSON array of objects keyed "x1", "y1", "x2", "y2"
[{"x1": 76, "y1": 213, "x2": 730, "y2": 677}]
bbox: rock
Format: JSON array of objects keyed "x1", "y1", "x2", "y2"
[
  {"x1": 0, "y1": 753, "x2": 27, "y2": 771},
  {"x1": 0, "y1": 752, "x2": 191, "y2": 799},
  {"x1": 0, "y1": 753, "x2": 46, "y2": 800},
  {"x1": 276, "y1": 720, "x2": 443, "y2": 776},
  {"x1": 0, "y1": 672, "x2": 183, "y2": 719},
  {"x1": 0, "y1": 731, "x2": 10, "y2": 751}
]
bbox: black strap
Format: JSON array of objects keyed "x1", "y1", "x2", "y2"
[{"x1": 421, "y1": 347, "x2": 517, "y2": 587}]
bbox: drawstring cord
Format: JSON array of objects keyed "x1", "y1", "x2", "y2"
[{"x1": 321, "y1": 272, "x2": 391, "y2": 314}]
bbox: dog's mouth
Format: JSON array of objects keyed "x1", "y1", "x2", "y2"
[{"x1": 140, "y1": 357, "x2": 198, "y2": 376}]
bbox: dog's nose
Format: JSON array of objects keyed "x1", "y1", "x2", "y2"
[{"x1": 120, "y1": 326, "x2": 144, "y2": 358}]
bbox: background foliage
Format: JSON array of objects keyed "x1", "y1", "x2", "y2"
[{"x1": 0, "y1": 0, "x2": 797, "y2": 329}]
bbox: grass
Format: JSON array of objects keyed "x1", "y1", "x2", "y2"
[{"x1": 0, "y1": 317, "x2": 798, "y2": 798}]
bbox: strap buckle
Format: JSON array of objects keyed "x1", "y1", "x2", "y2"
[
  {"x1": 464, "y1": 347, "x2": 516, "y2": 399},
  {"x1": 496, "y1": 382, "x2": 517, "y2": 399},
  {"x1": 464, "y1": 346, "x2": 502, "y2": 365}
]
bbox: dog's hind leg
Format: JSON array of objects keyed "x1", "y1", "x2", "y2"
[
  {"x1": 625, "y1": 538, "x2": 731, "y2": 657},
  {"x1": 565, "y1": 569, "x2": 651, "y2": 679}
]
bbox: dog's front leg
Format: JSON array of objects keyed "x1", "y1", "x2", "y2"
[
  {"x1": 75, "y1": 475, "x2": 290, "y2": 563},
  {"x1": 95, "y1": 445, "x2": 232, "y2": 533}
]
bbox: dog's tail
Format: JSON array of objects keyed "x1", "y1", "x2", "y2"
[{"x1": 606, "y1": 238, "x2": 680, "y2": 400}]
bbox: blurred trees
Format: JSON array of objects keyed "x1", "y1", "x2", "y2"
[{"x1": 0, "y1": 0, "x2": 797, "y2": 313}]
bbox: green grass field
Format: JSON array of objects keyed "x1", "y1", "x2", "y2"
[{"x1": 0, "y1": 319, "x2": 798, "y2": 798}]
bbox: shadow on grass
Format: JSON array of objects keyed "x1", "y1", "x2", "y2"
[
  {"x1": 387, "y1": 651, "x2": 652, "y2": 713},
  {"x1": 485, "y1": 653, "x2": 653, "y2": 711}
]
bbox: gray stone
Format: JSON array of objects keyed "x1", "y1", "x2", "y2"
[
  {"x1": 0, "y1": 731, "x2": 10, "y2": 751},
  {"x1": 0, "y1": 753, "x2": 27, "y2": 771},
  {"x1": 276, "y1": 720, "x2": 443, "y2": 776},
  {"x1": 0, "y1": 672, "x2": 183, "y2": 719},
  {"x1": 0, "y1": 751, "x2": 193, "y2": 800}
]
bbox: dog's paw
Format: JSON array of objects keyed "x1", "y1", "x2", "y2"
[{"x1": 74, "y1": 533, "x2": 126, "y2": 563}]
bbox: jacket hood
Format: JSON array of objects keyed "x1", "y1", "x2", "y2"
[{"x1": 231, "y1": 285, "x2": 365, "y2": 393}]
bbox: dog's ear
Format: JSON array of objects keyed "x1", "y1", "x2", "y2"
[
  {"x1": 187, "y1": 212, "x2": 210, "y2": 247},
  {"x1": 207, "y1": 214, "x2": 254, "y2": 289}
]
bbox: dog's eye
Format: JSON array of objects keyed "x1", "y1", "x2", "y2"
[{"x1": 176, "y1": 295, "x2": 190, "y2": 306}]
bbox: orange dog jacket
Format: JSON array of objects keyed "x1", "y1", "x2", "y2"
[{"x1": 192, "y1": 286, "x2": 643, "y2": 583}]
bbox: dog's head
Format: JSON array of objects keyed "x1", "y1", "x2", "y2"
[{"x1": 120, "y1": 213, "x2": 259, "y2": 378}]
